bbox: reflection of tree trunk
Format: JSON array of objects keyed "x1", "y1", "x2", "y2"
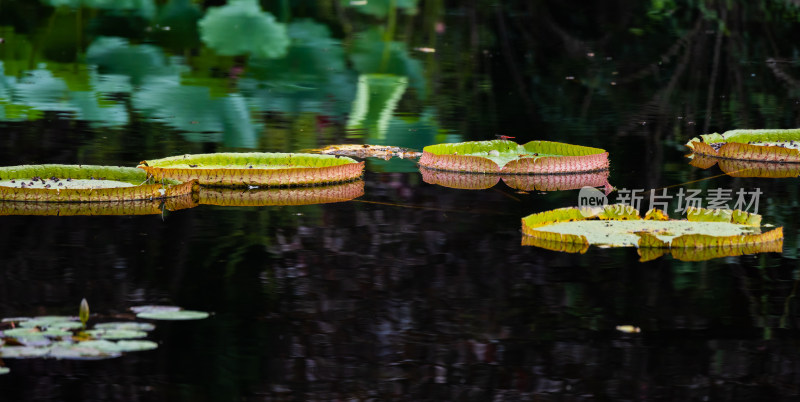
[
  {"x1": 495, "y1": 5, "x2": 536, "y2": 115},
  {"x1": 703, "y1": 7, "x2": 726, "y2": 134}
]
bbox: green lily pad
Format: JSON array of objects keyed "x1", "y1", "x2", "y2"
[
  {"x1": 130, "y1": 305, "x2": 181, "y2": 314},
  {"x1": 685, "y1": 129, "x2": 800, "y2": 163},
  {"x1": 0, "y1": 367, "x2": 9, "y2": 375},
  {"x1": 138, "y1": 153, "x2": 364, "y2": 186},
  {"x1": 93, "y1": 322, "x2": 156, "y2": 332},
  {"x1": 0, "y1": 165, "x2": 194, "y2": 202},
  {"x1": 522, "y1": 205, "x2": 783, "y2": 262},
  {"x1": 0, "y1": 346, "x2": 51, "y2": 359},
  {"x1": 136, "y1": 310, "x2": 209, "y2": 321},
  {"x1": 47, "y1": 343, "x2": 122, "y2": 360},
  {"x1": 84, "y1": 329, "x2": 148, "y2": 340},
  {"x1": 79, "y1": 339, "x2": 158, "y2": 353},
  {"x1": 419, "y1": 140, "x2": 610, "y2": 174},
  {"x1": 198, "y1": 0, "x2": 290, "y2": 59},
  {"x1": 3, "y1": 327, "x2": 72, "y2": 339},
  {"x1": 18, "y1": 316, "x2": 81, "y2": 329}
]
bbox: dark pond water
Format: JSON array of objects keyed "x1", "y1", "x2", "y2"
[{"x1": 3, "y1": 1, "x2": 800, "y2": 400}]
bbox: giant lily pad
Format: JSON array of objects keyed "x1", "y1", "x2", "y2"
[
  {"x1": 420, "y1": 167, "x2": 611, "y2": 192},
  {"x1": 137, "y1": 153, "x2": 364, "y2": 186},
  {"x1": 419, "y1": 140, "x2": 609, "y2": 174},
  {"x1": 521, "y1": 205, "x2": 783, "y2": 262},
  {"x1": 685, "y1": 129, "x2": 800, "y2": 162},
  {"x1": 0, "y1": 165, "x2": 194, "y2": 202},
  {"x1": 0, "y1": 193, "x2": 197, "y2": 216},
  {"x1": 199, "y1": 180, "x2": 364, "y2": 207},
  {"x1": 689, "y1": 155, "x2": 800, "y2": 178}
]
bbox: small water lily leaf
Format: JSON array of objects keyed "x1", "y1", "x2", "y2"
[
  {"x1": 522, "y1": 205, "x2": 783, "y2": 261},
  {"x1": 84, "y1": 329, "x2": 148, "y2": 340},
  {"x1": 4, "y1": 327, "x2": 71, "y2": 339},
  {"x1": 93, "y1": 322, "x2": 156, "y2": 332},
  {"x1": 2, "y1": 317, "x2": 32, "y2": 323},
  {"x1": 136, "y1": 310, "x2": 209, "y2": 321},
  {"x1": 78, "y1": 339, "x2": 157, "y2": 353},
  {"x1": 420, "y1": 167, "x2": 611, "y2": 191},
  {"x1": 0, "y1": 346, "x2": 51, "y2": 359},
  {"x1": 419, "y1": 140, "x2": 609, "y2": 174},
  {"x1": 47, "y1": 343, "x2": 122, "y2": 360},
  {"x1": 0, "y1": 367, "x2": 9, "y2": 375},
  {"x1": 198, "y1": 180, "x2": 364, "y2": 207},
  {"x1": 116, "y1": 340, "x2": 158, "y2": 352},
  {"x1": 0, "y1": 165, "x2": 193, "y2": 202},
  {"x1": 19, "y1": 316, "x2": 80, "y2": 329},
  {"x1": 685, "y1": 128, "x2": 800, "y2": 162},
  {"x1": 198, "y1": 0, "x2": 289, "y2": 59},
  {"x1": 130, "y1": 305, "x2": 181, "y2": 314},
  {"x1": 138, "y1": 153, "x2": 364, "y2": 186}
]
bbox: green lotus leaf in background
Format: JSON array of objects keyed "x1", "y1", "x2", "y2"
[
  {"x1": 138, "y1": 152, "x2": 364, "y2": 186},
  {"x1": 198, "y1": 0, "x2": 290, "y2": 59},
  {"x1": 87, "y1": 36, "x2": 177, "y2": 86},
  {"x1": 40, "y1": 0, "x2": 156, "y2": 19},
  {"x1": 341, "y1": 0, "x2": 419, "y2": 17}
]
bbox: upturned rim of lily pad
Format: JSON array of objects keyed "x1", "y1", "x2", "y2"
[
  {"x1": 685, "y1": 129, "x2": 800, "y2": 163},
  {"x1": 419, "y1": 166, "x2": 611, "y2": 191},
  {"x1": 198, "y1": 180, "x2": 364, "y2": 206},
  {"x1": 138, "y1": 152, "x2": 364, "y2": 186},
  {"x1": 521, "y1": 205, "x2": 783, "y2": 262},
  {"x1": 689, "y1": 155, "x2": 800, "y2": 178},
  {"x1": 0, "y1": 165, "x2": 194, "y2": 202},
  {"x1": 418, "y1": 140, "x2": 609, "y2": 174}
]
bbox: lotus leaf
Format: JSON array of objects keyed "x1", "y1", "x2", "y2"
[
  {"x1": 521, "y1": 205, "x2": 783, "y2": 262},
  {"x1": 198, "y1": 0, "x2": 290, "y2": 59},
  {"x1": 0, "y1": 165, "x2": 194, "y2": 202},
  {"x1": 136, "y1": 310, "x2": 209, "y2": 321},
  {"x1": 199, "y1": 180, "x2": 364, "y2": 207},
  {"x1": 685, "y1": 129, "x2": 800, "y2": 162},
  {"x1": 420, "y1": 140, "x2": 610, "y2": 174},
  {"x1": 420, "y1": 167, "x2": 611, "y2": 191},
  {"x1": 138, "y1": 153, "x2": 364, "y2": 186},
  {"x1": 341, "y1": 0, "x2": 419, "y2": 17}
]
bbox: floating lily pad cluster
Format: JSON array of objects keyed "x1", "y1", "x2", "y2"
[
  {"x1": 0, "y1": 305, "x2": 209, "y2": 374},
  {"x1": 0, "y1": 152, "x2": 365, "y2": 214},
  {"x1": 521, "y1": 205, "x2": 783, "y2": 262}
]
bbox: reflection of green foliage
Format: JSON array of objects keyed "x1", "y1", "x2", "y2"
[
  {"x1": 152, "y1": 0, "x2": 202, "y2": 50},
  {"x1": 241, "y1": 19, "x2": 356, "y2": 117},
  {"x1": 340, "y1": 0, "x2": 419, "y2": 17},
  {"x1": 198, "y1": 0, "x2": 289, "y2": 59},
  {"x1": 41, "y1": 0, "x2": 156, "y2": 19},
  {"x1": 347, "y1": 74, "x2": 407, "y2": 139},
  {"x1": 349, "y1": 27, "x2": 425, "y2": 97},
  {"x1": 87, "y1": 36, "x2": 176, "y2": 86}
]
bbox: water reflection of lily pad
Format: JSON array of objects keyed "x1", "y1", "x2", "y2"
[
  {"x1": 198, "y1": 0, "x2": 289, "y2": 59},
  {"x1": 420, "y1": 140, "x2": 610, "y2": 174},
  {"x1": 420, "y1": 167, "x2": 610, "y2": 191},
  {"x1": 0, "y1": 165, "x2": 194, "y2": 202},
  {"x1": 688, "y1": 155, "x2": 800, "y2": 178},
  {"x1": 135, "y1": 309, "x2": 209, "y2": 321},
  {"x1": 685, "y1": 129, "x2": 800, "y2": 162},
  {"x1": 521, "y1": 205, "x2": 783, "y2": 262},
  {"x1": 199, "y1": 180, "x2": 364, "y2": 207},
  {"x1": 0, "y1": 193, "x2": 198, "y2": 216},
  {"x1": 138, "y1": 153, "x2": 364, "y2": 186}
]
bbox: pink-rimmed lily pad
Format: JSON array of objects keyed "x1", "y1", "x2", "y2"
[
  {"x1": 521, "y1": 205, "x2": 783, "y2": 262},
  {"x1": 685, "y1": 129, "x2": 800, "y2": 163},
  {"x1": 418, "y1": 140, "x2": 609, "y2": 174},
  {"x1": 138, "y1": 152, "x2": 364, "y2": 186},
  {"x1": 0, "y1": 165, "x2": 194, "y2": 202}
]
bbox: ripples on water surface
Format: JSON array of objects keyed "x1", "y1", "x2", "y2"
[{"x1": 3, "y1": 1, "x2": 800, "y2": 400}]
